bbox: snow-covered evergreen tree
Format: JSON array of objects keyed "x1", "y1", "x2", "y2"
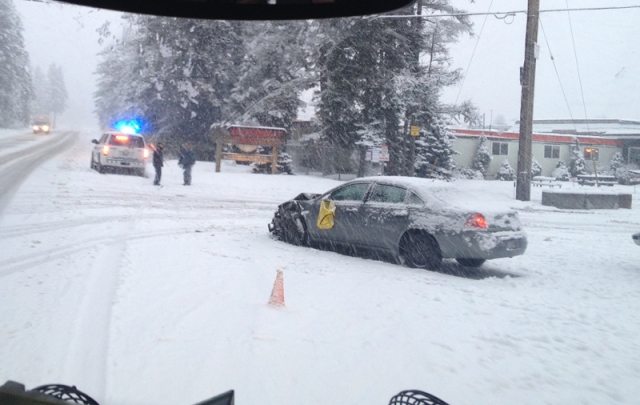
[
  {"x1": 95, "y1": 15, "x2": 245, "y2": 146},
  {"x1": 31, "y1": 66, "x2": 48, "y2": 115},
  {"x1": 495, "y1": 159, "x2": 515, "y2": 181},
  {"x1": 47, "y1": 64, "x2": 67, "y2": 128},
  {"x1": 531, "y1": 157, "x2": 542, "y2": 177},
  {"x1": 229, "y1": 21, "x2": 313, "y2": 132},
  {"x1": 471, "y1": 134, "x2": 491, "y2": 176},
  {"x1": 552, "y1": 160, "x2": 570, "y2": 181},
  {"x1": 414, "y1": 119, "x2": 457, "y2": 180},
  {"x1": 0, "y1": 0, "x2": 32, "y2": 127},
  {"x1": 569, "y1": 149, "x2": 588, "y2": 177},
  {"x1": 608, "y1": 152, "x2": 625, "y2": 175},
  {"x1": 313, "y1": 2, "x2": 471, "y2": 176}
]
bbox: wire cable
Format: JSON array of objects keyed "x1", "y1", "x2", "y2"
[
  {"x1": 454, "y1": 0, "x2": 494, "y2": 106},
  {"x1": 539, "y1": 16, "x2": 576, "y2": 130},
  {"x1": 565, "y1": 0, "x2": 590, "y2": 133},
  {"x1": 373, "y1": 5, "x2": 640, "y2": 19}
]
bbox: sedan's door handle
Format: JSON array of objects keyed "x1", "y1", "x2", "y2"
[
  {"x1": 391, "y1": 210, "x2": 408, "y2": 217},
  {"x1": 345, "y1": 207, "x2": 359, "y2": 213}
]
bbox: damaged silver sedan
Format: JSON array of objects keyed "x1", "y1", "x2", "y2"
[{"x1": 269, "y1": 177, "x2": 527, "y2": 269}]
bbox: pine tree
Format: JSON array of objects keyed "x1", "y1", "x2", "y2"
[
  {"x1": 95, "y1": 15, "x2": 245, "y2": 146},
  {"x1": 313, "y1": 2, "x2": 471, "y2": 176},
  {"x1": 47, "y1": 64, "x2": 67, "y2": 128},
  {"x1": 531, "y1": 157, "x2": 542, "y2": 177},
  {"x1": 414, "y1": 118, "x2": 457, "y2": 179},
  {"x1": 569, "y1": 149, "x2": 587, "y2": 177},
  {"x1": 552, "y1": 160, "x2": 570, "y2": 181},
  {"x1": 608, "y1": 152, "x2": 625, "y2": 174},
  {"x1": 31, "y1": 66, "x2": 48, "y2": 115},
  {"x1": 495, "y1": 159, "x2": 515, "y2": 181},
  {"x1": 229, "y1": 21, "x2": 313, "y2": 132},
  {"x1": 471, "y1": 134, "x2": 491, "y2": 176},
  {"x1": 0, "y1": 0, "x2": 33, "y2": 127}
]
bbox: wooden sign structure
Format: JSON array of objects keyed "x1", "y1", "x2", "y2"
[{"x1": 215, "y1": 125, "x2": 286, "y2": 174}]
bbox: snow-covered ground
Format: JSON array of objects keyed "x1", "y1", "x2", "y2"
[{"x1": 1, "y1": 131, "x2": 639, "y2": 405}]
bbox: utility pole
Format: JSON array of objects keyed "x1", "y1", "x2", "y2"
[
  {"x1": 407, "y1": 0, "x2": 422, "y2": 177},
  {"x1": 516, "y1": 0, "x2": 540, "y2": 201}
]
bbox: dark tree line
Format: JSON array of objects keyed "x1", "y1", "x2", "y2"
[{"x1": 0, "y1": 0, "x2": 32, "y2": 128}]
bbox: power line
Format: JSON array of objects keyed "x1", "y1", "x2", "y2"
[
  {"x1": 538, "y1": 16, "x2": 576, "y2": 130},
  {"x1": 454, "y1": 0, "x2": 493, "y2": 106},
  {"x1": 373, "y1": 5, "x2": 640, "y2": 19},
  {"x1": 565, "y1": 0, "x2": 590, "y2": 133}
]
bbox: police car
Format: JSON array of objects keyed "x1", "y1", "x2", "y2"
[{"x1": 90, "y1": 131, "x2": 149, "y2": 176}]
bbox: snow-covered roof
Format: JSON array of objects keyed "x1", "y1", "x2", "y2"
[{"x1": 508, "y1": 118, "x2": 640, "y2": 137}]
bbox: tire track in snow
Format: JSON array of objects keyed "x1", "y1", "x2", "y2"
[
  {"x1": 0, "y1": 227, "x2": 192, "y2": 278},
  {"x1": 61, "y1": 229, "x2": 128, "y2": 401},
  {"x1": 0, "y1": 132, "x2": 77, "y2": 215}
]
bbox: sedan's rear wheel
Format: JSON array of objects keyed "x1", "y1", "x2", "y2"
[
  {"x1": 400, "y1": 232, "x2": 442, "y2": 270},
  {"x1": 456, "y1": 258, "x2": 486, "y2": 267}
]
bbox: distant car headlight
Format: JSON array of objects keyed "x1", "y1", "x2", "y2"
[
  {"x1": 33, "y1": 126, "x2": 38, "y2": 131},
  {"x1": 42, "y1": 125, "x2": 50, "y2": 131}
]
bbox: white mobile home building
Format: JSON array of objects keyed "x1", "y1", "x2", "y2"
[{"x1": 451, "y1": 119, "x2": 640, "y2": 178}]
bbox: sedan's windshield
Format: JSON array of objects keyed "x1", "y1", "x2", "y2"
[{"x1": 1, "y1": 1, "x2": 639, "y2": 405}]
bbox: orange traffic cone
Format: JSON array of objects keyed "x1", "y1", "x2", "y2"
[{"x1": 268, "y1": 269, "x2": 285, "y2": 307}]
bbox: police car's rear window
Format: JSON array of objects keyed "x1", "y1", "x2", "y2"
[{"x1": 108, "y1": 135, "x2": 145, "y2": 148}]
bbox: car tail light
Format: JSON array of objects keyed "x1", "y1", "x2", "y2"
[
  {"x1": 102, "y1": 145, "x2": 109, "y2": 156},
  {"x1": 143, "y1": 148, "x2": 149, "y2": 159},
  {"x1": 465, "y1": 213, "x2": 488, "y2": 229}
]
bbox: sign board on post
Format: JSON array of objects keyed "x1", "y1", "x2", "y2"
[
  {"x1": 365, "y1": 150, "x2": 372, "y2": 162},
  {"x1": 379, "y1": 145, "x2": 389, "y2": 162},
  {"x1": 371, "y1": 148, "x2": 380, "y2": 163},
  {"x1": 410, "y1": 126, "x2": 420, "y2": 136}
]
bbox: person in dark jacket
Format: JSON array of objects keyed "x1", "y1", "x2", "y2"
[
  {"x1": 178, "y1": 143, "x2": 196, "y2": 185},
  {"x1": 151, "y1": 142, "x2": 164, "y2": 185}
]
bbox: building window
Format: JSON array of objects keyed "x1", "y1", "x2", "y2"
[
  {"x1": 492, "y1": 142, "x2": 509, "y2": 156},
  {"x1": 629, "y1": 147, "x2": 640, "y2": 164},
  {"x1": 544, "y1": 145, "x2": 560, "y2": 159},
  {"x1": 584, "y1": 148, "x2": 599, "y2": 161}
]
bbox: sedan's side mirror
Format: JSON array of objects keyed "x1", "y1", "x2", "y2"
[{"x1": 91, "y1": 139, "x2": 99, "y2": 144}]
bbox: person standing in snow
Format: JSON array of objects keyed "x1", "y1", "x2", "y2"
[
  {"x1": 151, "y1": 142, "x2": 164, "y2": 186},
  {"x1": 178, "y1": 142, "x2": 196, "y2": 185}
]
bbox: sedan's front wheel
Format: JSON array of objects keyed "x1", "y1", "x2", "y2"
[
  {"x1": 456, "y1": 258, "x2": 486, "y2": 267},
  {"x1": 283, "y1": 211, "x2": 307, "y2": 246},
  {"x1": 400, "y1": 232, "x2": 442, "y2": 270}
]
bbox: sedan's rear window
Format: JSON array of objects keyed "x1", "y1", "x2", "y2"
[
  {"x1": 406, "y1": 192, "x2": 424, "y2": 205},
  {"x1": 330, "y1": 183, "x2": 370, "y2": 201},
  {"x1": 108, "y1": 135, "x2": 145, "y2": 148},
  {"x1": 368, "y1": 184, "x2": 406, "y2": 204}
]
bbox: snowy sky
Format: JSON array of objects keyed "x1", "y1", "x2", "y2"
[
  {"x1": 443, "y1": 0, "x2": 640, "y2": 125},
  {"x1": 13, "y1": 0, "x2": 640, "y2": 128},
  {"x1": 14, "y1": 0, "x2": 121, "y2": 130}
]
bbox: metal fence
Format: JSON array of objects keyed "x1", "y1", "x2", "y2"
[{"x1": 285, "y1": 142, "x2": 383, "y2": 179}]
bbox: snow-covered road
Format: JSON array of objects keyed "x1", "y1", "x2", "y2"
[
  {"x1": 1, "y1": 131, "x2": 639, "y2": 405},
  {"x1": 0, "y1": 130, "x2": 78, "y2": 214}
]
